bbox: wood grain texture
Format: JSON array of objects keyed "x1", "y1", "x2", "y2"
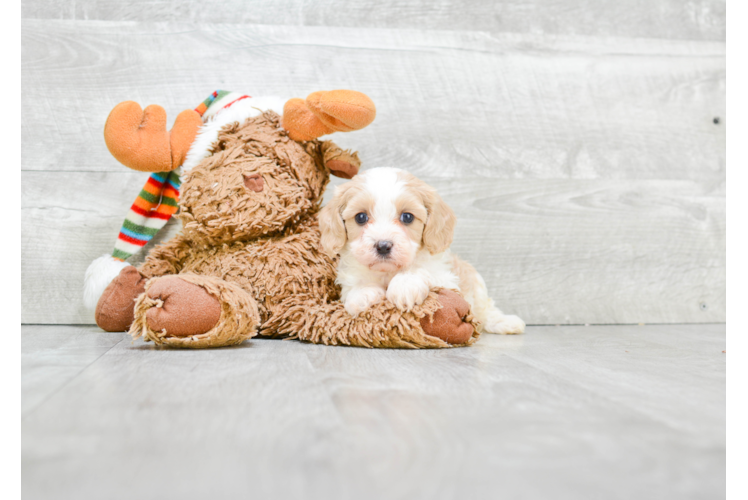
[
  {"x1": 21, "y1": 325, "x2": 123, "y2": 414},
  {"x1": 22, "y1": 324, "x2": 726, "y2": 500},
  {"x1": 22, "y1": 171, "x2": 183, "y2": 324},
  {"x1": 21, "y1": 18, "x2": 725, "y2": 325},
  {"x1": 720, "y1": 182, "x2": 748, "y2": 323},
  {"x1": 22, "y1": 171, "x2": 725, "y2": 325},
  {"x1": 22, "y1": 20, "x2": 725, "y2": 182},
  {"x1": 22, "y1": 0, "x2": 726, "y2": 41}
]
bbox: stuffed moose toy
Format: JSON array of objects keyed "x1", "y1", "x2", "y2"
[{"x1": 83, "y1": 90, "x2": 479, "y2": 348}]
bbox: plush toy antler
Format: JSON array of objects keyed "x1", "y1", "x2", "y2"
[
  {"x1": 104, "y1": 102, "x2": 203, "y2": 172},
  {"x1": 282, "y1": 90, "x2": 376, "y2": 141},
  {"x1": 104, "y1": 91, "x2": 375, "y2": 171}
]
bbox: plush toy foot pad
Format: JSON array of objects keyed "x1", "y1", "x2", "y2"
[
  {"x1": 95, "y1": 266, "x2": 147, "y2": 332},
  {"x1": 420, "y1": 289, "x2": 475, "y2": 345},
  {"x1": 144, "y1": 276, "x2": 222, "y2": 337},
  {"x1": 129, "y1": 274, "x2": 261, "y2": 348}
]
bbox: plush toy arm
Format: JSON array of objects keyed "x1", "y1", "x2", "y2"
[
  {"x1": 104, "y1": 101, "x2": 202, "y2": 172},
  {"x1": 264, "y1": 290, "x2": 479, "y2": 348}
]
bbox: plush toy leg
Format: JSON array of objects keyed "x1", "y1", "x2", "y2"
[
  {"x1": 95, "y1": 266, "x2": 148, "y2": 332},
  {"x1": 129, "y1": 274, "x2": 260, "y2": 348},
  {"x1": 267, "y1": 289, "x2": 479, "y2": 349}
]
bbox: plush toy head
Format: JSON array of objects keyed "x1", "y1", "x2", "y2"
[
  {"x1": 101, "y1": 89, "x2": 376, "y2": 256},
  {"x1": 178, "y1": 112, "x2": 331, "y2": 245}
]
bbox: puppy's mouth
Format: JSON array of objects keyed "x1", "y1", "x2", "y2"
[{"x1": 369, "y1": 256, "x2": 402, "y2": 273}]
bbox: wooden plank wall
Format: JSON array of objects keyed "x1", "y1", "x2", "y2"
[{"x1": 21, "y1": 2, "x2": 726, "y2": 325}]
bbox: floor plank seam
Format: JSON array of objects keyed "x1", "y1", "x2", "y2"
[
  {"x1": 21, "y1": 336, "x2": 126, "y2": 420},
  {"x1": 500, "y1": 349, "x2": 719, "y2": 434}
]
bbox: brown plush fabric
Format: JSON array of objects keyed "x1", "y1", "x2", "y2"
[
  {"x1": 420, "y1": 289, "x2": 475, "y2": 345},
  {"x1": 143, "y1": 275, "x2": 222, "y2": 337},
  {"x1": 112, "y1": 111, "x2": 479, "y2": 349},
  {"x1": 95, "y1": 266, "x2": 147, "y2": 332},
  {"x1": 104, "y1": 101, "x2": 201, "y2": 173},
  {"x1": 176, "y1": 112, "x2": 330, "y2": 247}
]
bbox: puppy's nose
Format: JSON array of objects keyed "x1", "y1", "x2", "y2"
[
  {"x1": 243, "y1": 174, "x2": 264, "y2": 192},
  {"x1": 375, "y1": 240, "x2": 393, "y2": 256}
]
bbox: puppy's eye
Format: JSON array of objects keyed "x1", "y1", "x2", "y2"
[
  {"x1": 400, "y1": 212, "x2": 415, "y2": 224},
  {"x1": 355, "y1": 212, "x2": 369, "y2": 225}
]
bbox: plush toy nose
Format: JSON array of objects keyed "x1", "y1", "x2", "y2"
[
  {"x1": 376, "y1": 240, "x2": 393, "y2": 256},
  {"x1": 243, "y1": 174, "x2": 264, "y2": 192}
]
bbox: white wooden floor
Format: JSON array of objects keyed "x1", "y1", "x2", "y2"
[{"x1": 22, "y1": 324, "x2": 725, "y2": 500}]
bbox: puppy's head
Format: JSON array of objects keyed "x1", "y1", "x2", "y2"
[{"x1": 318, "y1": 167, "x2": 455, "y2": 273}]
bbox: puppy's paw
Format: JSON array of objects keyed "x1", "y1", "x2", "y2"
[
  {"x1": 344, "y1": 286, "x2": 386, "y2": 316},
  {"x1": 483, "y1": 313, "x2": 526, "y2": 335},
  {"x1": 386, "y1": 274, "x2": 430, "y2": 311}
]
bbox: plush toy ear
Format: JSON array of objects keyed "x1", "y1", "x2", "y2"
[
  {"x1": 326, "y1": 159, "x2": 358, "y2": 179},
  {"x1": 318, "y1": 182, "x2": 358, "y2": 257},
  {"x1": 104, "y1": 101, "x2": 202, "y2": 172},
  {"x1": 320, "y1": 141, "x2": 361, "y2": 179},
  {"x1": 282, "y1": 90, "x2": 376, "y2": 142}
]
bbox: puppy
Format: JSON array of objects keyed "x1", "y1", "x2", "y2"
[{"x1": 318, "y1": 167, "x2": 525, "y2": 334}]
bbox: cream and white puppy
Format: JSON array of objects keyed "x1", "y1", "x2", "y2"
[{"x1": 318, "y1": 167, "x2": 525, "y2": 334}]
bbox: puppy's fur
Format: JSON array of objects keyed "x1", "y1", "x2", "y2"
[{"x1": 318, "y1": 167, "x2": 525, "y2": 334}]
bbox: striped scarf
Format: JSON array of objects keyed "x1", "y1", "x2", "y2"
[
  {"x1": 112, "y1": 90, "x2": 250, "y2": 261},
  {"x1": 112, "y1": 171, "x2": 181, "y2": 260}
]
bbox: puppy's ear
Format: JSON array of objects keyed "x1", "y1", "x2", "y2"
[
  {"x1": 318, "y1": 182, "x2": 355, "y2": 257},
  {"x1": 419, "y1": 184, "x2": 456, "y2": 255}
]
